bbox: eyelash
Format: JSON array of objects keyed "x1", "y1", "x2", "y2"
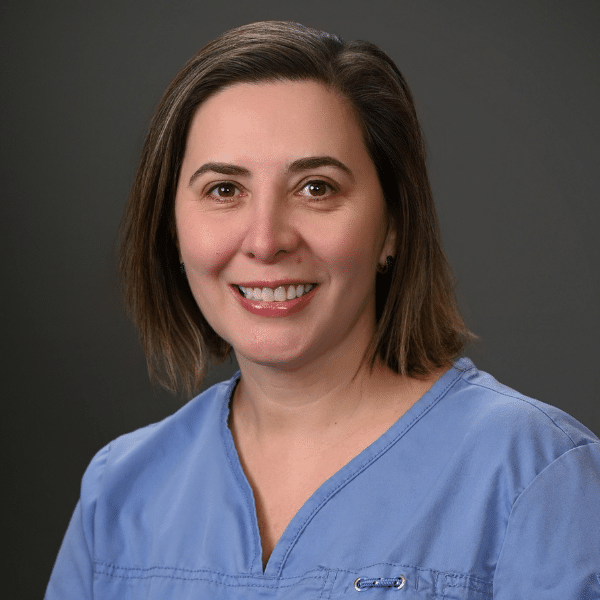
[{"x1": 205, "y1": 179, "x2": 338, "y2": 201}]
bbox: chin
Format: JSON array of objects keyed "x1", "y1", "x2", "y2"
[{"x1": 233, "y1": 335, "x2": 318, "y2": 371}]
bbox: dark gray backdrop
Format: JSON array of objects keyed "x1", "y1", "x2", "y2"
[{"x1": 2, "y1": 1, "x2": 598, "y2": 597}]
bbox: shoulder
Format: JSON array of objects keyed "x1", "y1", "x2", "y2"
[
  {"x1": 79, "y1": 373, "x2": 239, "y2": 509},
  {"x1": 447, "y1": 357, "x2": 598, "y2": 451},
  {"x1": 421, "y1": 358, "x2": 600, "y2": 506}
]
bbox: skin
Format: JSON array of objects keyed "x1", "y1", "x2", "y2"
[{"x1": 175, "y1": 80, "x2": 446, "y2": 568}]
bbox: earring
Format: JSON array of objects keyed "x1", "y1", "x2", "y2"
[
  {"x1": 180, "y1": 262, "x2": 186, "y2": 276},
  {"x1": 377, "y1": 255, "x2": 394, "y2": 274}
]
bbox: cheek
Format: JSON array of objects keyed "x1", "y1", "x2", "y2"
[
  {"x1": 316, "y1": 214, "x2": 384, "y2": 278},
  {"x1": 178, "y1": 217, "x2": 240, "y2": 273}
]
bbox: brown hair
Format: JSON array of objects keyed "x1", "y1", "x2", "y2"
[{"x1": 119, "y1": 20, "x2": 474, "y2": 394}]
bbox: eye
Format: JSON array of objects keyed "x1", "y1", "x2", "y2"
[
  {"x1": 206, "y1": 182, "x2": 241, "y2": 199},
  {"x1": 298, "y1": 180, "x2": 336, "y2": 198}
]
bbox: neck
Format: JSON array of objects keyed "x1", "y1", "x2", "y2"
[
  {"x1": 234, "y1": 347, "x2": 366, "y2": 435},
  {"x1": 230, "y1": 343, "x2": 438, "y2": 451}
]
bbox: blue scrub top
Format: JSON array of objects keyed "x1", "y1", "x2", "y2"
[{"x1": 46, "y1": 358, "x2": 600, "y2": 598}]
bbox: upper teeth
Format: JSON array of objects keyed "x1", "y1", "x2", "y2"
[{"x1": 239, "y1": 284, "x2": 314, "y2": 302}]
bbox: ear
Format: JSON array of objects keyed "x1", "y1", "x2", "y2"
[{"x1": 379, "y1": 219, "x2": 397, "y2": 264}]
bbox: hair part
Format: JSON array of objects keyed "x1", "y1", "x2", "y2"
[{"x1": 119, "y1": 20, "x2": 475, "y2": 395}]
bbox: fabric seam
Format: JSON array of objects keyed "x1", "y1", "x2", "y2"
[
  {"x1": 276, "y1": 364, "x2": 470, "y2": 576},
  {"x1": 219, "y1": 373, "x2": 263, "y2": 572},
  {"x1": 493, "y1": 441, "x2": 600, "y2": 592},
  {"x1": 93, "y1": 562, "x2": 327, "y2": 586},
  {"x1": 466, "y1": 380, "x2": 579, "y2": 448}
]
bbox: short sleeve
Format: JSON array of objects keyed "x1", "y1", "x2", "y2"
[
  {"x1": 494, "y1": 442, "x2": 600, "y2": 599},
  {"x1": 44, "y1": 444, "x2": 110, "y2": 600}
]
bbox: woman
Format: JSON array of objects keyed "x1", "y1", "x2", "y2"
[{"x1": 46, "y1": 21, "x2": 600, "y2": 599}]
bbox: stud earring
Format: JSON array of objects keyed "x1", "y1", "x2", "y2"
[
  {"x1": 180, "y1": 262, "x2": 186, "y2": 276},
  {"x1": 377, "y1": 255, "x2": 395, "y2": 274}
]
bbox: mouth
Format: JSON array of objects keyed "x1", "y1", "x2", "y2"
[{"x1": 235, "y1": 283, "x2": 317, "y2": 303}]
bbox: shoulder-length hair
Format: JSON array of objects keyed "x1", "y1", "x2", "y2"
[{"x1": 119, "y1": 20, "x2": 474, "y2": 394}]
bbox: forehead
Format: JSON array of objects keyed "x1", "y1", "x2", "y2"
[{"x1": 183, "y1": 80, "x2": 369, "y2": 167}]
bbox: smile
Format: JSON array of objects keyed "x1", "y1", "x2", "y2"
[
  {"x1": 236, "y1": 284, "x2": 315, "y2": 303},
  {"x1": 231, "y1": 283, "x2": 319, "y2": 317}
]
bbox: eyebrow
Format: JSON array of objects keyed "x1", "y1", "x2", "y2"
[{"x1": 187, "y1": 156, "x2": 354, "y2": 186}]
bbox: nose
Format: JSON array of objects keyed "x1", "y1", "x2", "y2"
[{"x1": 240, "y1": 194, "x2": 300, "y2": 263}]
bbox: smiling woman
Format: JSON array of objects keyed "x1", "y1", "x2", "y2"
[
  {"x1": 175, "y1": 80, "x2": 395, "y2": 371},
  {"x1": 115, "y1": 22, "x2": 470, "y2": 397},
  {"x1": 45, "y1": 21, "x2": 600, "y2": 600}
]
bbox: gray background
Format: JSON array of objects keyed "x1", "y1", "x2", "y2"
[{"x1": 2, "y1": 0, "x2": 598, "y2": 597}]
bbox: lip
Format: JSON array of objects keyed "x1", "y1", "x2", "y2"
[{"x1": 230, "y1": 283, "x2": 318, "y2": 317}]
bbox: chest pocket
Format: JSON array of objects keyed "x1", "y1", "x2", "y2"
[{"x1": 329, "y1": 564, "x2": 493, "y2": 599}]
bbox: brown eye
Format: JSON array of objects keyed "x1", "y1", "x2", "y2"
[
  {"x1": 308, "y1": 182, "x2": 326, "y2": 196},
  {"x1": 300, "y1": 180, "x2": 335, "y2": 198},
  {"x1": 217, "y1": 184, "x2": 235, "y2": 196},
  {"x1": 208, "y1": 182, "x2": 240, "y2": 199}
]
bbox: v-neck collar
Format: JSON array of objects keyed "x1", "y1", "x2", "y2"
[{"x1": 220, "y1": 359, "x2": 470, "y2": 577}]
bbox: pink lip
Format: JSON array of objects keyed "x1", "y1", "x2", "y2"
[{"x1": 231, "y1": 284, "x2": 318, "y2": 317}]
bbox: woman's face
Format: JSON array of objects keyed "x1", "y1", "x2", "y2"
[{"x1": 175, "y1": 80, "x2": 395, "y2": 371}]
